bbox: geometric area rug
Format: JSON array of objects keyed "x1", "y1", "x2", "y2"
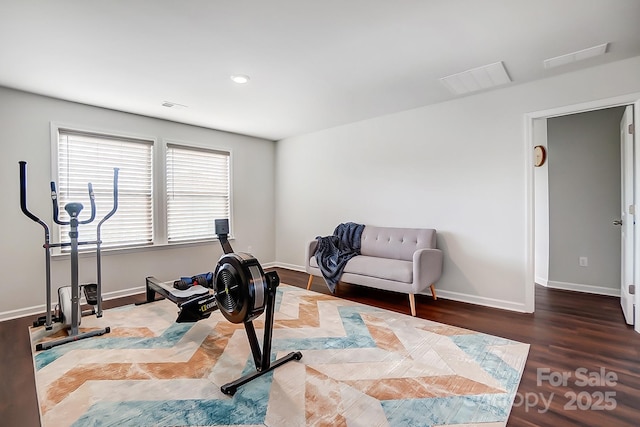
[{"x1": 30, "y1": 284, "x2": 529, "y2": 427}]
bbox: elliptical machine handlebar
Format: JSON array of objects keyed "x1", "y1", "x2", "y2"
[
  {"x1": 19, "y1": 161, "x2": 45, "y2": 225},
  {"x1": 20, "y1": 161, "x2": 119, "y2": 231},
  {"x1": 50, "y1": 181, "x2": 59, "y2": 224},
  {"x1": 98, "y1": 168, "x2": 119, "y2": 228},
  {"x1": 50, "y1": 181, "x2": 97, "y2": 225},
  {"x1": 79, "y1": 182, "x2": 96, "y2": 225},
  {"x1": 94, "y1": 167, "x2": 119, "y2": 319},
  {"x1": 20, "y1": 161, "x2": 53, "y2": 329}
]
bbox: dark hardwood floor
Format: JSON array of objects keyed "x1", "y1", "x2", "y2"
[{"x1": 1, "y1": 268, "x2": 638, "y2": 426}]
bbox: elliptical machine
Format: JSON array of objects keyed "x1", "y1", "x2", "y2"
[{"x1": 19, "y1": 161, "x2": 119, "y2": 351}]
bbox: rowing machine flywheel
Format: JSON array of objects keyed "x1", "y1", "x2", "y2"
[{"x1": 213, "y1": 252, "x2": 267, "y2": 324}]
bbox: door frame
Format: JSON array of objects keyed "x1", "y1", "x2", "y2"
[
  {"x1": 621, "y1": 105, "x2": 635, "y2": 324},
  {"x1": 524, "y1": 92, "x2": 640, "y2": 333}
]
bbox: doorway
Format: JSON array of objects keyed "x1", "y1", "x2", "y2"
[
  {"x1": 525, "y1": 93, "x2": 640, "y2": 334},
  {"x1": 540, "y1": 107, "x2": 625, "y2": 296}
]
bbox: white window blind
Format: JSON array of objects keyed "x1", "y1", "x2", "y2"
[
  {"x1": 166, "y1": 144, "x2": 230, "y2": 243},
  {"x1": 57, "y1": 129, "x2": 154, "y2": 248}
]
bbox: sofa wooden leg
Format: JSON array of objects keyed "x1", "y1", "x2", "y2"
[
  {"x1": 430, "y1": 284, "x2": 437, "y2": 300},
  {"x1": 306, "y1": 275, "x2": 314, "y2": 290},
  {"x1": 409, "y1": 293, "x2": 416, "y2": 316}
]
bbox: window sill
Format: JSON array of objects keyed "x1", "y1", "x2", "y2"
[{"x1": 51, "y1": 236, "x2": 235, "y2": 260}]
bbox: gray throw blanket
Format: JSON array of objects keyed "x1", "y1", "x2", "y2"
[{"x1": 314, "y1": 222, "x2": 365, "y2": 293}]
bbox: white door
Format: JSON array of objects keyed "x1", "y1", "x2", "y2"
[{"x1": 620, "y1": 105, "x2": 634, "y2": 325}]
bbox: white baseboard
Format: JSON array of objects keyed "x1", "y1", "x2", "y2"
[
  {"x1": 0, "y1": 304, "x2": 45, "y2": 323},
  {"x1": 103, "y1": 286, "x2": 146, "y2": 301},
  {"x1": 0, "y1": 285, "x2": 146, "y2": 322},
  {"x1": 272, "y1": 262, "x2": 305, "y2": 273},
  {"x1": 547, "y1": 280, "x2": 620, "y2": 297},
  {"x1": 272, "y1": 262, "x2": 528, "y2": 313},
  {"x1": 535, "y1": 277, "x2": 549, "y2": 287},
  {"x1": 434, "y1": 289, "x2": 529, "y2": 313},
  {"x1": 12, "y1": 265, "x2": 598, "y2": 321}
]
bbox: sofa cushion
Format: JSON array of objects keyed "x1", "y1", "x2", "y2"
[
  {"x1": 345, "y1": 255, "x2": 413, "y2": 283},
  {"x1": 360, "y1": 226, "x2": 436, "y2": 261},
  {"x1": 310, "y1": 255, "x2": 412, "y2": 283}
]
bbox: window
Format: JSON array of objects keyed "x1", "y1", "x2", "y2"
[
  {"x1": 54, "y1": 126, "x2": 231, "y2": 250},
  {"x1": 56, "y1": 128, "x2": 154, "y2": 249},
  {"x1": 166, "y1": 144, "x2": 230, "y2": 243}
]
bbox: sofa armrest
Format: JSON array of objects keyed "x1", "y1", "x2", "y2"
[
  {"x1": 412, "y1": 248, "x2": 443, "y2": 293},
  {"x1": 305, "y1": 239, "x2": 319, "y2": 274}
]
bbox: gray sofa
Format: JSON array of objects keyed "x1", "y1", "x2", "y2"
[{"x1": 305, "y1": 225, "x2": 443, "y2": 316}]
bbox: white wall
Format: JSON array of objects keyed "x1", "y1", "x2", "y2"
[
  {"x1": 0, "y1": 87, "x2": 276, "y2": 319},
  {"x1": 275, "y1": 55, "x2": 640, "y2": 312}
]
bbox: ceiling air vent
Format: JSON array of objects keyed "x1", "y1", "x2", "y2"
[
  {"x1": 543, "y1": 43, "x2": 608, "y2": 69},
  {"x1": 161, "y1": 101, "x2": 188, "y2": 109},
  {"x1": 440, "y1": 61, "x2": 511, "y2": 95}
]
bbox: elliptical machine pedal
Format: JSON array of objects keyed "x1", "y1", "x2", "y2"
[{"x1": 83, "y1": 283, "x2": 99, "y2": 305}]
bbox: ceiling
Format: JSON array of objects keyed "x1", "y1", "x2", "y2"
[{"x1": 1, "y1": 1, "x2": 639, "y2": 141}]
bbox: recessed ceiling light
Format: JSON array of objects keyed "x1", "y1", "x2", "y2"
[{"x1": 230, "y1": 74, "x2": 250, "y2": 84}]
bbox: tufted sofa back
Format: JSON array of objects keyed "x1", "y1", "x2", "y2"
[{"x1": 360, "y1": 226, "x2": 437, "y2": 261}]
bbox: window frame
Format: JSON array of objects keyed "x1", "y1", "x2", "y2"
[
  {"x1": 49, "y1": 123, "x2": 234, "y2": 254},
  {"x1": 163, "y1": 139, "x2": 233, "y2": 244}
]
